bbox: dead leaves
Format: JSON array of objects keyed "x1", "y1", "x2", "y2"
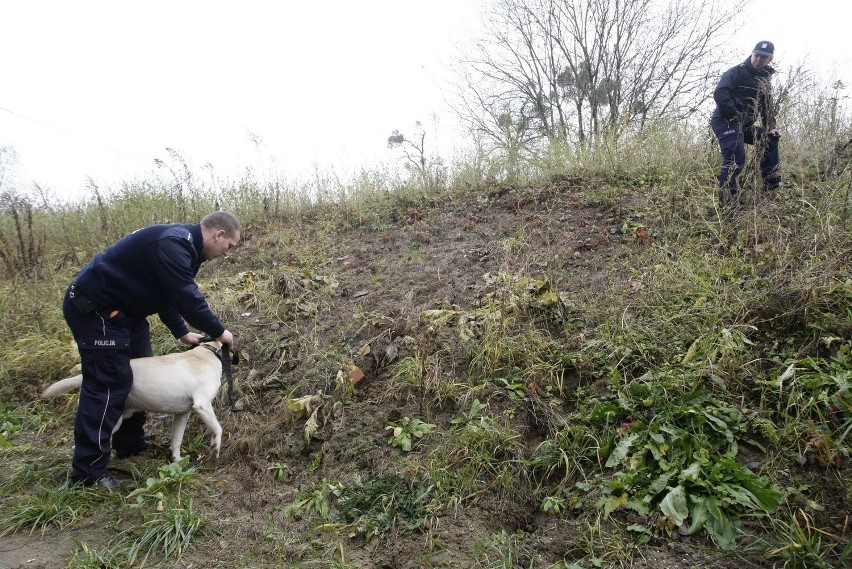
[
  {"x1": 285, "y1": 392, "x2": 324, "y2": 420},
  {"x1": 269, "y1": 269, "x2": 340, "y2": 319},
  {"x1": 803, "y1": 434, "x2": 845, "y2": 469},
  {"x1": 344, "y1": 360, "x2": 365, "y2": 385},
  {"x1": 285, "y1": 391, "x2": 325, "y2": 445},
  {"x1": 419, "y1": 273, "x2": 574, "y2": 341}
]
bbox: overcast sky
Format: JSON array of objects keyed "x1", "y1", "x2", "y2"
[{"x1": 1, "y1": 0, "x2": 849, "y2": 200}]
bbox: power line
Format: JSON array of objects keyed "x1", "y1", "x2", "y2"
[{"x1": 0, "y1": 104, "x2": 151, "y2": 165}]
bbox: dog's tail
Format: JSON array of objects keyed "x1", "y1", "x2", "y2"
[{"x1": 41, "y1": 375, "x2": 83, "y2": 398}]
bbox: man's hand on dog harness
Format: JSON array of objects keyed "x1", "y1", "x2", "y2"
[
  {"x1": 179, "y1": 332, "x2": 206, "y2": 346},
  {"x1": 216, "y1": 330, "x2": 235, "y2": 350},
  {"x1": 179, "y1": 330, "x2": 235, "y2": 350}
]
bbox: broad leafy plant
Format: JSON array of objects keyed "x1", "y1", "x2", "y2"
[
  {"x1": 595, "y1": 382, "x2": 783, "y2": 546},
  {"x1": 386, "y1": 417, "x2": 436, "y2": 452},
  {"x1": 127, "y1": 458, "x2": 198, "y2": 509}
]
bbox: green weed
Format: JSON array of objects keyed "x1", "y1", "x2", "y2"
[
  {"x1": 0, "y1": 401, "x2": 49, "y2": 445},
  {"x1": 127, "y1": 458, "x2": 199, "y2": 509},
  {"x1": 755, "y1": 508, "x2": 851, "y2": 569},
  {"x1": 530, "y1": 370, "x2": 785, "y2": 547},
  {"x1": 759, "y1": 346, "x2": 852, "y2": 466},
  {"x1": 284, "y1": 482, "x2": 332, "y2": 521},
  {"x1": 430, "y1": 409, "x2": 527, "y2": 505},
  {"x1": 386, "y1": 416, "x2": 436, "y2": 451},
  {"x1": 67, "y1": 540, "x2": 134, "y2": 569},
  {"x1": 472, "y1": 528, "x2": 547, "y2": 568},
  {"x1": 126, "y1": 496, "x2": 206, "y2": 563},
  {"x1": 0, "y1": 453, "x2": 68, "y2": 494},
  {"x1": 331, "y1": 474, "x2": 432, "y2": 542},
  {"x1": 390, "y1": 351, "x2": 469, "y2": 408},
  {"x1": 565, "y1": 515, "x2": 640, "y2": 569},
  {"x1": 0, "y1": 486, "x2": 119, "y2": 537}
]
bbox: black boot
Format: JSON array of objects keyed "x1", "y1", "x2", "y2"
[
  {"x1": 114, "y1": 439, "x2": 152, "y2": 459},
  {"x1": 764, "y1": 173, "x2": 782, "y2": 190}
]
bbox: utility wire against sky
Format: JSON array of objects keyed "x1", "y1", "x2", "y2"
[{"x1": 0, "y1": 104, "x2": 151, "y2": 166}]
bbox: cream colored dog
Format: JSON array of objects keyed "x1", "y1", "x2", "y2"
[{"x1": 42, "y1": 341, "x2": 236, "y2": 461}]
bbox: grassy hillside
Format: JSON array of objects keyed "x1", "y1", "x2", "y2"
[{"x1": 0, "y1": 131, "x2": 850, "y2": 568}]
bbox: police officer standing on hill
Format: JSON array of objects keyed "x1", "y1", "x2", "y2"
[
  {"x1": 710, "y1": 40, "x2": 782, "y2": 203},
  {"x1": 62, "y1": 211, "x2": 240, "y2": 488}
]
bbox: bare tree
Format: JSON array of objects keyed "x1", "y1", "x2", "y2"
[
  {"x1": 451, "y1": 0, "x2": 740, "y2": 150},
  {"x1": 387, "y1": 121, "x2": 447, "y2": 191}
]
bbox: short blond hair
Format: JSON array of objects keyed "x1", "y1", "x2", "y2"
[{"x1": 201, "y1": 211, "x2": 241, "y2": 236}]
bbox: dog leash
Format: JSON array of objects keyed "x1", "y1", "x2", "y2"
[
  {"x1": 221, "y1": 344, "x2": 240, "y2": 412},
  {"x1": 197, "y1": 336, "x2": 241, "y2": 412}
]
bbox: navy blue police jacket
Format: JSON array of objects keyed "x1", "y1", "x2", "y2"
[
  {"x1": 712, "y1": 57, "x2": 775, "y2": 129},
  {"x1": 73, "y1": 223, "x2": 224, "y2": 340}
]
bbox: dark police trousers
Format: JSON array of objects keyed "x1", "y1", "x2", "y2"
[
  {"x1": 711, "y1": 115, "x2": 780, "y2": 197},
  {"x1": 62, "y1": 284, "x2": 152, "y2": 483}
]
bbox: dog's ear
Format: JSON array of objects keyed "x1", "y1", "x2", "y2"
[{"x1": 231, "y1": 348, "x2": 240, "y2": 366}]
